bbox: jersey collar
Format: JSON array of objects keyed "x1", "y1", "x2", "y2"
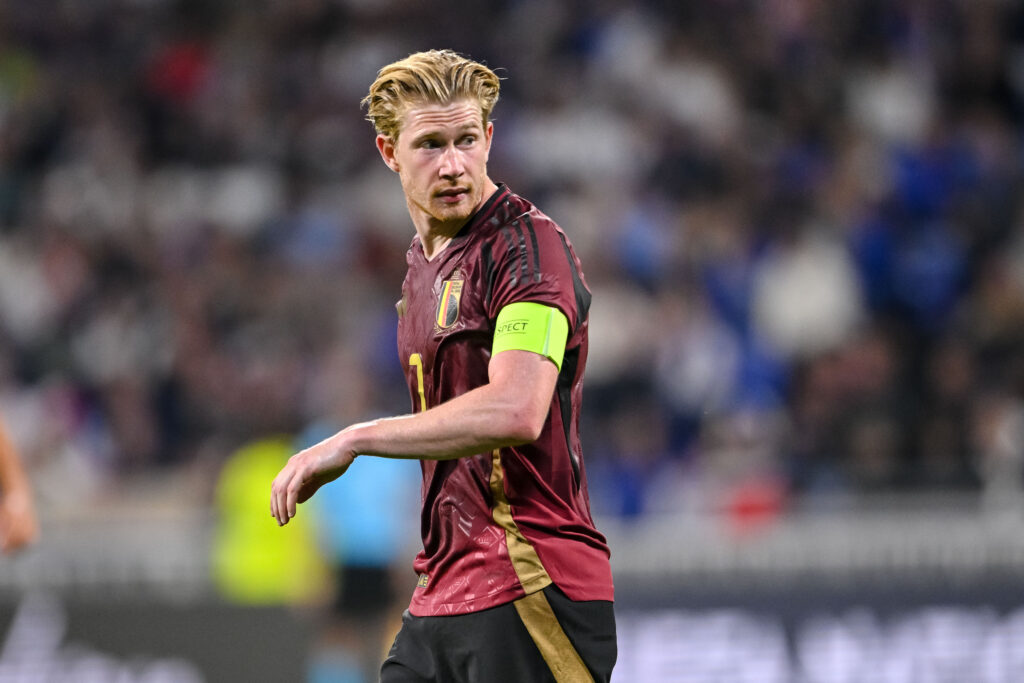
[{"x1": 452, "y1": 183, "x2": 511, "y2": 241}]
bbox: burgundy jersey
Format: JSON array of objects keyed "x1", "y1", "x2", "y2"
[{"x1": 395, "y1": 184, "x2": 613, "y2": 616}]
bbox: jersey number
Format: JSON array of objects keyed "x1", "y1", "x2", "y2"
[{"x1": 409, "y1": 353, "x2": 427, "y2": 412}]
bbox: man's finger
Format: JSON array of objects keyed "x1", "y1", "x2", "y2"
[
  {"x1": 270, "y1": 474, "x2": 281, "y2": 523},
  {"x1": 277, "y1": 476, "x2": 289, "y2": 525},
  {"x1": 271, "y1": 470, "x2": 290, "y2": 526},
  {"x1": 286, "y1": 479, "x2": 298, "y2": 521}
]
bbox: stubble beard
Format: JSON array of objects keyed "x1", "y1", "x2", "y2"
[{"x1": 430, "y1": 186, "x2": 480, "y2": 226}]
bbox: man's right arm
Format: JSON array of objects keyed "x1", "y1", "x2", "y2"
[{"x1": 270, "y1": 347, "x2": 559, "y2": 526}]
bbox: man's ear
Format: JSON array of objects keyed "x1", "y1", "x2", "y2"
[{"x1": 376, "y1": 135, "x2": 399, "y2": 173}]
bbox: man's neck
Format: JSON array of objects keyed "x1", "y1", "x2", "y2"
[{"x1": 415, "y1": 222, "x2": 461, "y2": 261}]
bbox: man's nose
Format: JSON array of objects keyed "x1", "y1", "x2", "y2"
[{"x1": 438, "y1": 145, "x2": 463, "y2": 178}]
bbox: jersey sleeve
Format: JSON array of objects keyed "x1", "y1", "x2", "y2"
[{"x1": 484, "y1": 212, "x2": 591, "y2": 333}]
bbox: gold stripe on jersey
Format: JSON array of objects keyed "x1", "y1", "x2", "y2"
[
  {"x1": 513, "y1": 590, "x2": 594, "y2": 683},
  {"x1": 489, "y1": 449, "x2": 552, "y2": 594}
]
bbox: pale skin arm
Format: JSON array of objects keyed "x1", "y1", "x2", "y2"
[
  {"x1": 0, "y1": 418, "x2": 38, "y2": 554},
  {"x1": 270, "y1": 349, "x2": 558, "y2": 526}
]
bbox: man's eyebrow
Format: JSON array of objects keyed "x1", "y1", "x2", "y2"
[{"x1": 410, "y1": 121, "x2": 483, "y2": 143}]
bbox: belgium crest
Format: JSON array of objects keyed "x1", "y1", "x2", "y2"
[{"x1": 435, "y1": 270, "x2": 465, "y2": 330}]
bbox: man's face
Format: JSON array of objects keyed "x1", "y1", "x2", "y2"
[{"x1": 377, "y1": 99, "x2": 493, "y2": 230}]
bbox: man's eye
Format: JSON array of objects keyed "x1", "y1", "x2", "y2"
[
  {"x1": 459, "y1": 136, "x2": 476, "y2": 146},
  {"x1": 421, "y1": 139, "x2": 441, "y2": 149}
]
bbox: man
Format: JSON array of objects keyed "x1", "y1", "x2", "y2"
[{"x1": 271, "y1": 49, "x2": 615, "y2": 682}]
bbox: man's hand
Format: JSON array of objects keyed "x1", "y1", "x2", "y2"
[
  {"x1": 270, "y1": 434, "x2": 356, "y2": 526},
  {"x1": 0, "y1": 490, "x2": 38, "y2": 554}
]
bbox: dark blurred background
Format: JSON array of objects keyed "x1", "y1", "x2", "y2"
[{"x1": 1, "y1": 1, "x2": 1023, "y2": 681}]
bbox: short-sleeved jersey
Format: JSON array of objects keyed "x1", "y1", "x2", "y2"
[{"x1": 395, "y1": 184, "x2": 613, "y2": 616}]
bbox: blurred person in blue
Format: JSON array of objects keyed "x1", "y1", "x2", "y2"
[{"x1": 298, "y1": 348, "x2": 420, "y2": 683}]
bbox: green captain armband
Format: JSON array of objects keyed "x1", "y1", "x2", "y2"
[{"x1": 492, "y1": 302, "x2": 570, "y2": 370}]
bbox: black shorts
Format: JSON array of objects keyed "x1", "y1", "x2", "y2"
[
  {"x1": 333, "y1": 565, "x2": 395, "y2": 617},
  {"x1": 379, "y1": 584, "x2": 616, "y2": 683}
]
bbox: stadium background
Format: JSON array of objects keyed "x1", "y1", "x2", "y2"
[{"x1": 1, "y1": 0, "x2": 1024, "y2": 680}]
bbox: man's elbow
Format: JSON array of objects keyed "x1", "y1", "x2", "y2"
[{"x1": 500, "y1": 404, "x2": 547, "y2": 444}]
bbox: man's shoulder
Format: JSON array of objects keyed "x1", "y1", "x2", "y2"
[{"x1": 485, "y1": 189, "x2": 564, "y2": 246}]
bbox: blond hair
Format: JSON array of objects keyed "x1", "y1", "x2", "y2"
[{"x1": 362, "y1": 50, "x2": 501, "y2": 140}]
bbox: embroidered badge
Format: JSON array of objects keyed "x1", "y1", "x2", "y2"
[{"x1": 435, "y1": 270, "x2": 465, "y2": 330}]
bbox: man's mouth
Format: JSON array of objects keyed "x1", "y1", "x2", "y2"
[{"x1": 437, "y1": 188, "x2": 468, "y2": 203}]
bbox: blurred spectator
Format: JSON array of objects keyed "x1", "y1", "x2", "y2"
[
  {"x1": 914, "y1": 334, "x2": 980, "y2": 490},
  {"x1": 295, "y1": 348, "x2": 419, "y2": 683},
  {"x1": 652, "y1": 286, "x2": 742, "y2": 451},
  {"x1": 972, "y1": 390, "x2": 1024, "y2": 512},
  {"x1": 587, "y1": 394, "x2": 675, "y2": 520},
  {"x1": 0, "y1": 415, "x2": 37, "y2": 554},
  {"x1": 751, "y1": 225, "x2": 865, "y2": 360}
]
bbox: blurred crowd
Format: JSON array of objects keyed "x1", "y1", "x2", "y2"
[{"x1": 1, "y1": 0, "x2": 1023, "y2": 520}]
